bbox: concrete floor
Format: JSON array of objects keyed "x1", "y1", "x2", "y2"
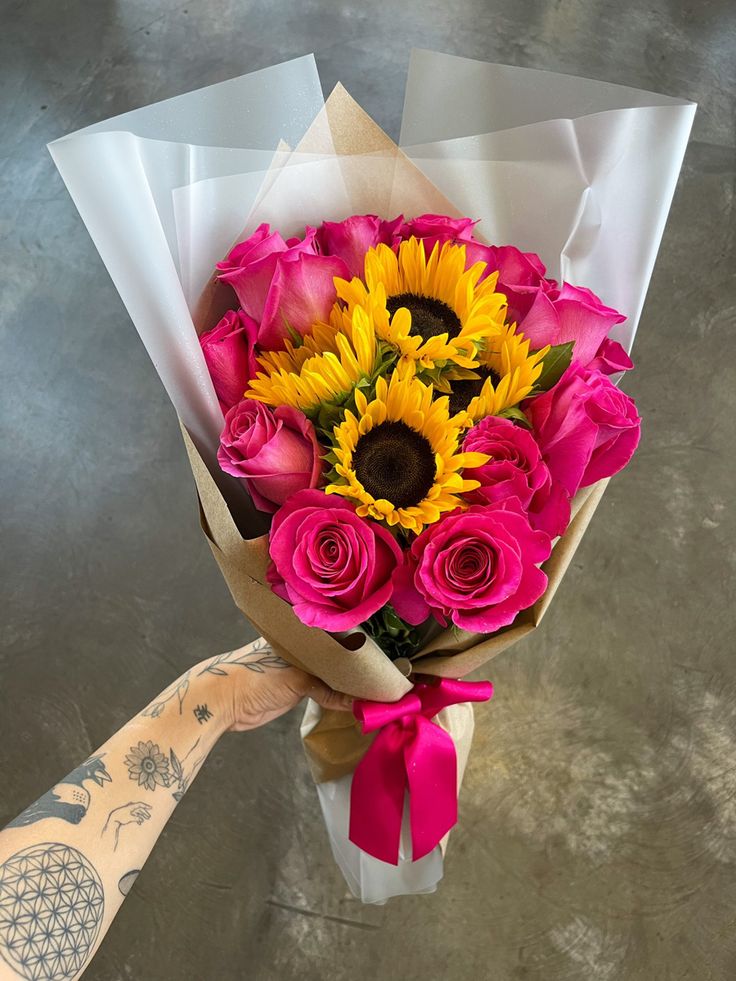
[{"x1": 1, "y1": 1, "x2": 735, "y2": 978}]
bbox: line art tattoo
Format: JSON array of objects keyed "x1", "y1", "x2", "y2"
[
  {"x1": 101, "y1": 802, "x2": 153, "y2": 850},
  {"x1": 124, "y1": 737, "x2": 204, "y2": 802},
  {"x1": 140, "y1": 669, "x2": 192, "y2": 719},
  {"x1": 197, "y1": 641, "x2": 290, "y2": 677},
  {"x1": 169, "y1": 737, "x2": 204, "y2": 802},
  {"x1": 125, "y1": 741, "x2": 171, "y2": 791},
  {"x1": 0, "y1": 842, "x2": 104, "y2": 981}
]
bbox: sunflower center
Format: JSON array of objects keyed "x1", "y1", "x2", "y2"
[
  {"x1": 352, "y1": 420, "x2": 436, "y2": 510},
  {"x1": 386, "y1": 292, "x2": 462, "y2": 341},
  {"x1": 447, "y1": 368, "x2": 502, "y2": 415}
]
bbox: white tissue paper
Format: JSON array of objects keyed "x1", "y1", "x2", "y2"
[{"x1": 300, "y1": 699, "x2": 446, "y2": 904}]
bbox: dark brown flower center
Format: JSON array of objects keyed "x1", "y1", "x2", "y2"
[
  {"x1": 447, "y1": 368, "x2": 502, "y2": 415},
  {"x1": 386, "y1": 292, "x2": 462, "y2": 342},
  {"x1": 353, "y1": 420, "x2": 436, "y2": 509}
]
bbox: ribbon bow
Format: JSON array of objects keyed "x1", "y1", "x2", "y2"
[{"x1": 349, "y1": 678, "x2": 493, "y2": 865}]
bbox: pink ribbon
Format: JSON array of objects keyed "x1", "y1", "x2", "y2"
[{"x1": 349, "y1": 678, "x2": 493, "y2": 865}]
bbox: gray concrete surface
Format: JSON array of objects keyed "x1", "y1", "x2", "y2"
[{"x1": 1, "y1": 1, "x2": 735, "y2": 979}]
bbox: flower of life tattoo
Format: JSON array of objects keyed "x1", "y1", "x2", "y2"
[{"x1": 0, "y1": 842, "x2": 104, "y2": 981}]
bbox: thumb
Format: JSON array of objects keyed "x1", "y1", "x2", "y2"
[{"x1": 303, "y1": 675, "x2": 354, "y2": 713}]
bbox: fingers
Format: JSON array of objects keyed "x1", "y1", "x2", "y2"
[
  {"x1": 131, "y1": 804, "x2": 152, "y2": 823},
  {"x1": 303, "y1": 675, "x2": 354, "y2": 713}
]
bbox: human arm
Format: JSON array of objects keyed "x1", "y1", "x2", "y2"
[{"x1": 0, "y1": 639, "x2": 351, "y2": 981}]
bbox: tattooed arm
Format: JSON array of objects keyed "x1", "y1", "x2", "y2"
[{"x1": 0, "y1": 640, "x2": 351, "y2": 981}]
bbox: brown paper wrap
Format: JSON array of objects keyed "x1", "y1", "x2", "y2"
[{"x1": 182, "y1": 84, "x2": 610, "y2": 779}]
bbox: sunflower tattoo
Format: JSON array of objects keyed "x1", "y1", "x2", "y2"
[{"x1": 125, "y1": 740, "x2": 171, "y2": 792}]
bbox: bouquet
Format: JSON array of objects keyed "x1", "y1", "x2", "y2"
[
  {"x1": 49, "y1": 51, "x2": 695, "y2": 902},
  {"x1": 205, "y1": 218, "x2": 640, "y2": 656}
]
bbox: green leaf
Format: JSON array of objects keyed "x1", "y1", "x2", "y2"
[
  {"x1": 284, "y1": 322, "x2": 303, "y2": 347},
  {"x1": 498, "y1": 406, "x2": 532, "y2": 428},
  {"x1": 362, "y1": 604, "x2": 428, "y2": 660},
  {"x1": 533, "y1": 342, "x2": 573, "y2": 393}
]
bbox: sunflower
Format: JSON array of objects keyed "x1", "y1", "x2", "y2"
[
  {"x1": 246, "y1": 305, "x2": 377, "y2": 415},
  {"x1": 335, "y1": 237, "x2": 508, "y2": 376},
  {"x1": 124, "y1": 741, "x2": 170, "y2": 792},
  {"x1": 255, "y1": 320, "x2": 341, "y2": 376},
  {"x1": 326, "y1": 370, "x2": 488, "y2": 533},
  {"x1": 446, "y1": 322, "x2": 549, "y2": 422}
]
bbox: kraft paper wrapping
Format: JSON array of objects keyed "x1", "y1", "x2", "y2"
[{"x1": 178, "y1": 84, "x2": 614, "y2": 779}]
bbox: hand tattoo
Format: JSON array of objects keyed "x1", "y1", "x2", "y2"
[
  {"x1": 0, "y1": 842, "x2": 104, "y2": 981},
  {"x1": 101, "y1": 802, "x2": 153, "y2": 850}
]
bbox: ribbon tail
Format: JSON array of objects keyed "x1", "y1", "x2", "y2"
[
  {"x1": 418, "y1": 678, "x2": 494, "y2": 718},
  {"x1": 349, "y1": 726, "x2": 408, "y2": 865},
  {"x1": 405, "y1": 718, "x2": 458, "y2": 861}
]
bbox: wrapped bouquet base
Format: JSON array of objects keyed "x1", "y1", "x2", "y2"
[
  {"x1": 301, "y1": 694, "x2": 478, "y2": 903},
  {"x1": 50, "y1": 52, "x2": 694, "y2": 900}
]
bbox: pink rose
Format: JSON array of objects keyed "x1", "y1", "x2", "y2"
[
  {"x1": 217, "y1": 223, "x2": 350, "y2": 350},
  {"x1": 455, "y1": 243, "x2": 553, "y2": 316},
  {"x1": 218, "y1": 402, "x2": 323, "y2": 514},
  {"x1": 392, "y1": 501, "x2": 551, "y2": 633},
  {"x1": 199, "y1": 309, "x2": 259, "y2": 412},
  {"x1": 519, "y1": 282, "x2": 626, "y2": 367},
  {"x1": 267, "y1": 489, "x2": 403, "y2": 631},
  {"x1": 467, "y1": 244, "x2": 625, "y2": 368},
  {"x1": 525, "y1": 366, "x2": 641, "y2": 498},
  {"x1": 589, "y1": 337, "x2": 634, "y2": 376},
  {"x1": 316, "y1": 215, "x2": 403, "y2": 277},
  {"x1": 463, "y1": 416, "x2": 570, "y2": 538},
  {"x1": 400, "y1": 213, "x2": 478, "y2": 255}
]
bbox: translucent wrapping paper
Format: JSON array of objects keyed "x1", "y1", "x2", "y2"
[{"x1": 50, "y1": 52, "x2": 695, "y2": 901}]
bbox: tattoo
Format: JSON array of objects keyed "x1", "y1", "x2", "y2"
[
  {"x1": 101, "y1": 802, "x2": 153, "y2": 850},
  {"x1": 193, "y1": 704, "x2": 213, "y2": 724},
  {"x1": 169, "y1": 738, "x2": 204, "y2": 802},
  {"x1": 0, "y1": 842, "x2": 104, "y2": 981},
  {"x1": 197, "y1": 641, "x2": 289, "y2": 677},
  {"x1": 6, "y1": 755, "x2": 111, "y2": 829},
  {"x1": 124, "y1": 738, "x2": 204, "y2": 802},
  {"x1": 141, "y1": 669, "x2": 191, "y2": 719},
  {"x1": 118, "y1": 870, "x2": 140, "y2": 897},
  {"x1": 125, "y1": 741, "x2": 170, "y2": 791}
]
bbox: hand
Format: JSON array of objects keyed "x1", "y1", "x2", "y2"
[
  {"x1": 110, "y1": 802, "x2": 153, "y2": 826},
  {"x1": 196, "y1": 641, "x2": 354, "y2": 733},
  {"x1": 101, "y1": 801, "x2": 153, "y2": 850}
]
